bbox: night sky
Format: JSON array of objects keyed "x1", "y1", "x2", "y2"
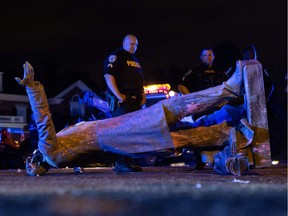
[{"x1": 0, "y1": 0, "x2": 287, "y2": 98}]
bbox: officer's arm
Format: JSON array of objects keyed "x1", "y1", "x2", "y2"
[
  {"x1": 104, "y1": 74, "x2": 126, "y2": 102},
  {"x1": 178, "y1": 84, "x2": 190, "y2": 95}
]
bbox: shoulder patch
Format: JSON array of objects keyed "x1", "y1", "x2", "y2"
[{"x1": 108, "y1": 55, "x2": 117, "y2": 63}]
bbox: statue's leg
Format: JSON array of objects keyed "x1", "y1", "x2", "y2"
[
  {"x1": 171, "y1": 121, "x2": 250, "y2": 175},
  {"x1": 162, "y1": 83, "x2": 239, "y2": 126},
  {"x1": 171, "y1": 122, "x2": 231, "y2": 149}
]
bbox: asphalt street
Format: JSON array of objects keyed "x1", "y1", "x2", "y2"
[{"x1": 0, "y1": 162, "x2": 286, "y2": 216}]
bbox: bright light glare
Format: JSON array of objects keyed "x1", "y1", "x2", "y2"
[
  {"x1": 144, "y1": 83, "x2": 171, "y2": 94},
  {"x1": 271, "y1": 160, "x2": 279, "y2": 165},
  {"x1": 169, "y1": 91, "x2": 176, "y2": 97}
]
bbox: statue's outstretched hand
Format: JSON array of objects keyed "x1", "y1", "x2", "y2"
[{"x1": 15, "y1": 61, "x2": 35, "y2": 87}]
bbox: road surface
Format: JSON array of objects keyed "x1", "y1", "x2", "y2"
[{"x1": 0, "y1": 162, "x2": 286, "y2": 216}]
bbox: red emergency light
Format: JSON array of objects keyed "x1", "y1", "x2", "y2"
[{"x1": 144, "y1": 84, "x2": 171, "y2": 95}]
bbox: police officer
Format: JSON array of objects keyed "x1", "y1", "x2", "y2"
[
  {"x1": 177, "y1": 47, "x2": 228, "y2": 169},
  {"x1": 190, "y1": 45, "x2": 275, "y2": 128},
  {"x1": 178, "y1": 47, "x2": 227, "y2": 94},
  {"x1": 178, "y1": 47, "x2": 228, "y2": 120},
  {"x1": 103, "y1": 34, "x2": 146, "y2": 173},
  {"x1": 103, "y1": 34, "x2": 146, "y2": 117}
]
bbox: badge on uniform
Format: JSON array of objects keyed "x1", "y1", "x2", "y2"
[
  {"x1": 107, "y1": 55, "x2": 117, "y2": 68},
  {"x1": 108, "y1": 55, "x2": 117, "y2": 63}
]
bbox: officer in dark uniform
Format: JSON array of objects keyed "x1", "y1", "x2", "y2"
[
  {"x1": 103, "y1": 34, "x2": 146, "y2": 117},
  {"x1": 177, "y1": 47, "x2": 228, "y2": 169},
  {"x1": 178, "y1": 47, "x2": 228, "y2": 120},
  {"x1": 188, "y1": 45, "x2": 274, "y2": 128},
  {"x1": 103, "y1": 34, "x2": 146, "y2": 173}
]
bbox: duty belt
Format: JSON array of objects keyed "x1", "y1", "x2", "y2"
[{"x1": 118, "y1": 94, "x2": 141, "y2": 106}]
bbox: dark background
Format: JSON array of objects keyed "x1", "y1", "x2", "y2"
[
  {"x1": 0, "y1": 0, "x2": 286, "y2": 158},
  {"x1": 0, "y1": 0, "x2": 286, "y2": 95}
]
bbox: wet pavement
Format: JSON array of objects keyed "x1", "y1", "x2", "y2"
[{"x1": 0, "y1": 162, "x2": 286, "y2": 216}]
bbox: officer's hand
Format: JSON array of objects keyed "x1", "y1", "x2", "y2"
[{"x1": 118, "y1": 93, "x2": 127, "y2": 103}]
